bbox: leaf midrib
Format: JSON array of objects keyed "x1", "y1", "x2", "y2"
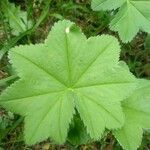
[
  {"x1": 112, "y1": 0, "x2": 150, "y2": 30},
  {"x1": 74, "y1": 80, "x2": 134, "y2": 88},
  {"x1": 79, "y1": 95, "x2": 96, "y2": 137},
  {"x1": 110, "y1": 2, "x2": 129, "y2": 29},
  {"x1": 73, "y1": 40, "x2": 113, "y2": 87},
  {"x1": 28, "y1": 93, "x2": 64, "y2": 142},
  {"x1": 12, "y1": 50, "x2": 67, "y2": 87},
  {"x1": 1, "y1": 89, "x2": 65, "y2": 102},
  {"x1": 79, "y1": 92, "x2": 123, "y2": 125},
  {"x1": 64, "y1": 28, "x2": 71, "y2": 86},
  {"x1": 1, "y1": 80, "x2": 134, "y2": 103},
  {"x1": 130, "y1": 1, "x2": 150, "y2": 23}
]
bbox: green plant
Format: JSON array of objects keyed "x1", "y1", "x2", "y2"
[
  {"x1": 91, "y1": 0, "x2": 150, "y2": 43},
  {"x1": 0, "y1": 20, "x2": 137, "y2": 146},
  {"x1": 114, "y1": 79, "x2": 150, "y2": 150},
  {"x1": 0, "y1": 0, "x2": 150, "y2": 149},
  {"x1": 0, "y1": 0, "x2": 33, "y2": 36},
  {"x1": 0, "y1": 0, "x2": 51, "y2": 60}
]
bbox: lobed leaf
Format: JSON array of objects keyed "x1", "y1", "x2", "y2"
[
  {"x1": 91, "y1": 0, "x2": 150, "y2": 42},
  {"x1": 114, "y1": 79, "x2": 150, "y2": 150},
  {"x1": 67, "y1": 115, "x2": 91, "y2": 145},
  {"x1": 0, "y1": 20, "x2": 136, "y2": 145}
]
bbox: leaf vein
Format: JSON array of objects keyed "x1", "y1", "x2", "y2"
[
  {"x1": 12, "y1": 51, "x2": 67, "y2": 86},
  {"x1": 74, "y1": 41, "x2": 113, "y2": 86},
  {"x1": 28, "y1": 93, "x2": 64, "y2": 142},
  {"x1": 80, "y1": 92, "x2": 122, "y2": 124},
  {"x1": 1, "y1": 89, "x2": 65, "y2": 102},
  {"x1": 74, "y1": 81, "x2": 134, "y2": 89}
]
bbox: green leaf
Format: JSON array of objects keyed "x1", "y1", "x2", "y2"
[
  {"x1": 68, "y1": 114, "x2": 91, "y2": 146},
  {"x1": 114, "y1": 79, "x2": 150, "y2": 150},
  {"x1": 0, "y1": 20, "x2": 136, "y2": 145},
  {"x1": 91, "y1": 0, "x2": 125, "y2": 11},
  {"x1": 91, "y1": 0, "x2": 150, "y2": 43},
  {"x1": 0, "y1": 0, "x2": 33, "y2": 35}
]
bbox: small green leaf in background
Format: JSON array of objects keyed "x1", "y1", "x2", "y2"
[
  {"x1": 114, "y1": 79, "x2": 150, "y2": 150},
  {"x1": 68, "y1": 114, "x2": 91, "y2": 146},
  {"x1": 0, "y1": 0, "x2": 33, "y2": 36},
  {"x1": 0, "y1": 20, "x2": 136, "y2": 145},
  {"x1": 91, "y1": 0, "x2": 150, "y2": 43},
  {"x1": 91, "y1": 0, "x2": 125, "y2": 11},
  {"x1": 0, "y1": 0, "x2": 52, "y2": 60}
]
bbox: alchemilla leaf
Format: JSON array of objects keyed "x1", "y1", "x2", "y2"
[
  {"x1": 114, "y1": 79, "x2": 150, "y2": 150},
  {"x1": 91, "y1": 0, "x2": 125, "y2": 11},
  {"x1": 91, "y1": 0, "x2": 150, "y2": 42},
  {"x1": 0, "y1": 20, "x2": 136, "y2": 145}
]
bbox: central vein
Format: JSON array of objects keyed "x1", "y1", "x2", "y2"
[{"x1": 65, "y1": 27, "x2": 72, "y2": 87}]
